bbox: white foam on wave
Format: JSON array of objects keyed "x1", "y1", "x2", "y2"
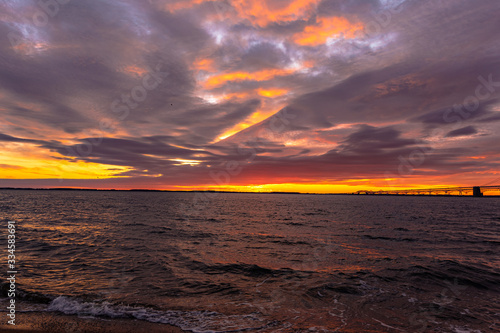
[
  {"x1": 452, "y1": 327, "x2": 482, "y2": 333},
  {"x1": 47, "y1": 296, "x2": 273, "y2": 332}
]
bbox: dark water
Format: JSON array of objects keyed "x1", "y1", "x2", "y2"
[{"x1": 1, "y1": 190, "x2": 499, "y2": 332}]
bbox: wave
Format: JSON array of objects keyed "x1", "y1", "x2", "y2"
[
  {"x1": 307, "y1": 283, "x2": 363, "y2": 297},
  {"x1": 178, "y1": 281, "x2": 241, "y2": 296},
  {"x1": 0, "y1": 282, "x2": 52, "y2": 304},
  {"x1": 46, "y1": 296, "x2": 276, "y2": 332},
  {"x1": 379, "y1": 260, "x2": 500, "y2": 292},
  {"x1": 1, "y1": 286, "x2": 278, "y2": 332},
  {"x1": 188, "y1": 262, "x2": 296, "y2": 278},
  {"x1": 362, "y1": 234, "x2": 417, "y2": 242},
  {"x1": 304, "y1": 259, "x2": 500, "y2": 302}
]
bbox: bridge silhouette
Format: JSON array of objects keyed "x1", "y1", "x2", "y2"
[{"x1": 354, "y1": 185, "x2": 500, "y2": 197}]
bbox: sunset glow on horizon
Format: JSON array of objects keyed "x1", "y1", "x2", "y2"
[{"x1": 1, "y1": 0, "x2": 500, "y2": 193}]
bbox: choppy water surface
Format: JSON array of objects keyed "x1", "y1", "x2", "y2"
[{"x1": 1, "y1": 190, "x2": 499, "y2": 332}]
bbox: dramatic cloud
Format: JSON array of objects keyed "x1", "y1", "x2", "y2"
[{"x1": 1, "y1": 0, "x2": 500, "y2": 192}]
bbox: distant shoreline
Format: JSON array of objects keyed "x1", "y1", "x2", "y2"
[
  {"x1": 1, "y1": 187, "x2": 499, "y2": 197},
  {"x1": 0, "y1": 187, "x2": 328, "y2": 194}
]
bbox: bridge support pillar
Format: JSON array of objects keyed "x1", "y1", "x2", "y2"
[{"x1": 472, "y1": 187, "x2": 483, "y2": 197}]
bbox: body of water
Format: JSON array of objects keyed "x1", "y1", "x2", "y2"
[{"x1": 1, "y1": 190, "x2": 499, "y2": 332}]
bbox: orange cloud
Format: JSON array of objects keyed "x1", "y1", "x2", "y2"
[
  {"x1": 216, "y1": 112, "x2": 263, "y2": 141},
  {"x1": 167, "y1": 0, "x2": 321, "y2": 26},
  {"x1": 193, "y1": 58, "x2": 215, "y2": 71},
  {"x1": 294, "y1": 17, "x2": 364, "y2": 46},
  {"x1": 123, "y1": 65, "x2": 148, "y2": 76},
  {"x1": 203, "y1": 87, "x2": 289, "y2": 141},
  {"x1": 232, "y1": 0, "x2": 321, "y2": 26},
  {"x1": 258, "y1": 88, "x2": 288, "y2": 97},
  {"x1": 224, "y1": 92, "x2": 251, "y2": 100},
  {"x1": 204, "y1": 68, "x2": 295, "y2": 88},
  {"x1": 302, "y1": 60, "x2": 316, "y2": 68},
  {"x1": 216, "y1": 106, "x2": 285, "y2": 142}
]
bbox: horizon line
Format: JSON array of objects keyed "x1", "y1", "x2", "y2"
[{"x1": 1, "y1": 187, "x2": 499, "y2": 196}]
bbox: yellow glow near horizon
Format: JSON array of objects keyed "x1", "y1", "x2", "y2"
[
  {"x1": 170, "y1": 183, "x2": 382, "y2": 194},
  {"x1": 0, "y1": 144, "x2": 131, "y2": 179},
  {"x1": 0, "y1": 159, "x2": 131, "y2": 179},
  {"x1": 167, "y1": 183, "x2": 500, "y2": 195}
]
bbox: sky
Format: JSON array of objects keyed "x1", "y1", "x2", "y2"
[{"x1": 1, "y1": 0, "x2": 500, "y2": 193}]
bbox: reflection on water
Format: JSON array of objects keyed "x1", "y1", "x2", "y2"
[{"x1": 1, "y1": 190, "x2": 499, "y2": 332}]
